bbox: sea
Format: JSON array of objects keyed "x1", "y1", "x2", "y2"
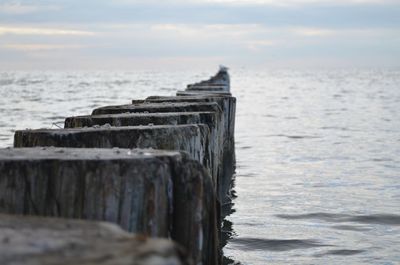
[{"x1": 0, "y1": 69, "x2": 399, "y2": 264}]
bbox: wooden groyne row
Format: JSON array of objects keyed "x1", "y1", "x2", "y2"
[{"x1": 0, "y1": 67, "x2": 236, "y2": 265}]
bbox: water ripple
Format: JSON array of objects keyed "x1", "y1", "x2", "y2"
[
  {"x1": 331, "y1": 225, "x2": 371, "y2": 231},
  {"x1": 230, "y1": 238, "x2": 332, "y2": 251},
  {"x1": 276, "y1": 213, "x2": 400, "y2": 226},
  {"x1": 263, "y1": 134, "x2": 322, "y2": 139},
  {"x1": 315, "y1": 249, "x2": 365, "y2": 257}
]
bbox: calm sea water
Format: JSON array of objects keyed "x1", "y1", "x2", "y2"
[{"x1": 1, "y1": 69, "x2": 399, "y2": 264}]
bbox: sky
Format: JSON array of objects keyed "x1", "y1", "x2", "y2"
[{"x1": 0, "y1": 0, "x2": 399, "y2": 70}]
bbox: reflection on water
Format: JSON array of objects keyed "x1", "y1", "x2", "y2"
[
  {"x1": 230, "y1": 238, "x2": 332, "y2": 251},
  {"x1": 224, "y1": 69, "x2": 400, "y2": 265},
  {"x1": 1, "y1": 69, "x2": 400, "y2": 264},
  {"x1": 276, "y1": 213, "x2": 400, "y2": 225},
  {"x1": 315, "y1": 249, "x2": 365, "y2": 257}
]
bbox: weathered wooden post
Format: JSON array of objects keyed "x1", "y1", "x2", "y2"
[
  {"x1": 0, "y1": 147, "x2": 219, "y2": 265},
  {"x1": 91, "y1": 102, "x2": 221, "y2": 115},
  {"x1": 2, "y1": 66, "x2": 235, "y2": 265},
  {"x1": 64, "y1": 111, "x2": 223, "y2": 198},
  {"x1": 0, "y1": 213, "x2": 188, "y2": 265},
  {"x1": 186, "y1": 66, "x2": 230, "y2": 92},
  {"x1": 139, "y1": 95, "x2": 236, "y2": 205},
  {"x1": 14, "y1": 124, "x2": 212, "y2": 177}
]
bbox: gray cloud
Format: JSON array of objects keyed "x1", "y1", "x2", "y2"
[{"x1": 0, "y1": 0, "x2": 399, "y2": 69}]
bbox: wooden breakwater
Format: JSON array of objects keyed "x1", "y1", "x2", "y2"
[
  {"x1": 0, "y1": 213, "x2": 187, "y2": 265},
  {"x1": 0, "y1": 66, "x2": 236, "y2": 265}
]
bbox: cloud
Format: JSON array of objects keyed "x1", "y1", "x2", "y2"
[
  {"x1": 150, "y1": 24, "x2": 200, "y2": 37},
  {"x1": 0, "y1": 26, "x2": 95, "y2": 36},
  {"x1": 148, "y1": 23, "x2": 362, "y2": 46},
  {"x1": 292, "y1": 28, "x2": 335, "y2": 37},
  {"x1": 1, "y1": 0, "x2": 398, "y2": 30},
  {"x1": 245, "y1": 39, "x2": 276, "y2": 51},
  {"x1": 0, "y1": 44, "x2": 86, "y2": 51},
  {"x1": 201, "y1": 0, "x2": 398, "y2": 6},
  {"x1": 0, "y1": 7, "x2": 398, "y2": 70},
  {"x1": 112, "y1": 0, "x2": 399, "y2": 7},
  {"x1": 0, "y1": 2, "x2": 60, "y2": 14},
  {"x1": 150, "y1": 23, "x2": 266, "y2": 38}
]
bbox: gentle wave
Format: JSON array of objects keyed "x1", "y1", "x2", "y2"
[
  {"x1": 230, "y1": 238, "x2": 332, "y2": 251},
  {"x1": 1, "y1": 69, "x2": 400, "y2": 264},
  {"x1": 276, "y1": 213, "x2": 400, "y2": 226}
]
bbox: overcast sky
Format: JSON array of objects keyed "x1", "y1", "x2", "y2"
[{"x1": 0, "y1": 0, "x2": 399, "y2": 70}]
